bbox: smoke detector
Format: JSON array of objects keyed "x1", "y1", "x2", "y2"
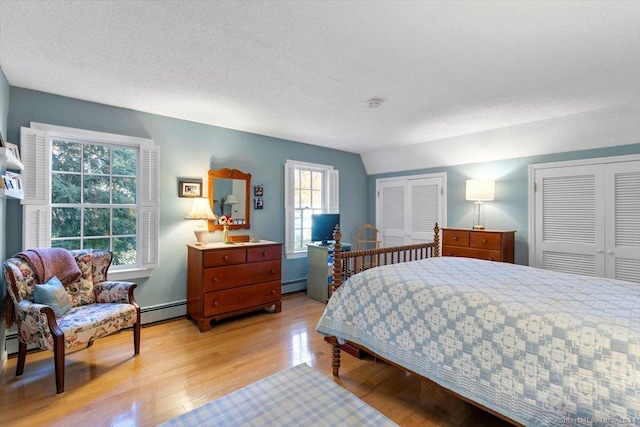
[{"x1": 366, "y1": 99, "x2": 384, "y2": 108}]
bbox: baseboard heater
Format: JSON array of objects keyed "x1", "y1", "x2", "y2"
[
  {"x1": 3, "y1": 280, "x2": 307, "y2": 355},
  {"x1": 282, "y1": 278, "x2": 306, "y2": 294}
]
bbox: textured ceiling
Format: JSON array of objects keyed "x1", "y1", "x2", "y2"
[{"x1": 1, "y1": 1, "x2": 639, "y2": 164}]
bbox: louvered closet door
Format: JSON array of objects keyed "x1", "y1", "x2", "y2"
[
  {"x1": 534, "y1": 164, "x2": 606, "y2": 277},
  {"x1": 408, "y1": 178, "x2": 442, "y2": 244},
  {"x1": 605, "y1": 161, "x2": 640, "y2": 282},
  {"x1": 379, "y1": 180, "x2": 406, "y2": 247},
  {"x1": 378, "y1": 176, "x2": 444, "y2": 247}
]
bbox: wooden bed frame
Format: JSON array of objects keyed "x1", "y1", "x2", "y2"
[{"x1": 326, "y1": 222, "x2": 522, "y2": 426}]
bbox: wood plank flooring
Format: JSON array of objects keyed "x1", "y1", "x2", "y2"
[{"x1": 0, "y1": 292, "x2": 511, "y2": 427}]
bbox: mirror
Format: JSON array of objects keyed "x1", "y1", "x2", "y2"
[{"x1": 208, "y1": 168, "x2": 251, "y2": 231}]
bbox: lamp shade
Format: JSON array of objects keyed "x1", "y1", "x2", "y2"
[
  {"x1": 185, "y1": 197, "x2": 217, "y2": 220},
  {"x1": 465, "y1": 179, "x2": 495, "y2": 201},
  {"x1": 224, "y1": 194, "x2": 239, "y2": 205}
]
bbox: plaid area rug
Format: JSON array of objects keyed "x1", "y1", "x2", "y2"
[{"x1": 158, "y1": 363, "x2": 398, "y2": 427}]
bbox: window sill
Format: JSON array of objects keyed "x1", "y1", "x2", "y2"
[
  {"x1": 285, "y1": 251, "x2": 308, "y2": 260},
  {"x1": 109, "y1": 268, "x2": 153, "y2": 281}
]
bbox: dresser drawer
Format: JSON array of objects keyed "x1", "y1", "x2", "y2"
[
  {"x1": 203, "y1": 259, "x2": 282, "y2": 292},
  {"x1": 442, "y1": 247, "x2": 504, "y2": 262},
  {"x1": 203, "y1": 281, "x2": 281, "y2": 317},
  {"x1": 203, "y1": 248, "x2": 246, "y2": 267},
  {"x1": 442, "y1": 229, "x2": 469, "y2": 247},
  {"x1": 469, "y1": 232, "x2": 502, "y2": 250},
  {"x1": 247, "y1": 245, "x2": 281, "y2": 262}
]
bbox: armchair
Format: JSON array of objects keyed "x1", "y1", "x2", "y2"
[{"x1": 2, "y1": 249, "x2": 140, "y2": 393}]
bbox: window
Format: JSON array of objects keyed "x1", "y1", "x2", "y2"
[
  {"x1": 284, "y1": 160, "x2": 338, "y2": 258},
  {"x1": 21, "y1": 123, "x2": 159, "y2": 279}
]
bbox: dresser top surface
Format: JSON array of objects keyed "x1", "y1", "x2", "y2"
[
  {"x1": 187, "y1": 240, "x2": 282, "y2": 251},
  {"x1": 442, "y1": 228, "x2": 516, "y2": 233}
]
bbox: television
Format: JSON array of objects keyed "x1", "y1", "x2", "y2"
[{"x1": 311, "y1": 214, "x2": 340, "y2": 245}]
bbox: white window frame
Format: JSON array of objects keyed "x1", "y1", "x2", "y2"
[
  {"x1": 284, "y1": 159, "x2": 339, "y2": 259},
  {"x1": 21, "y1": 122, "x2": 159, "y2": 280}
]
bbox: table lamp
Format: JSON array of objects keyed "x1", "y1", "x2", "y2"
[
  {"x1": 185, "y1": 197, "x2": 217, "y2": 245},
  {"x1": 224, "y1": 194, "x2": 239, "y2": 216},
  {"x1": 466, "y1": 179, "x2": 495, "y2": 230}
]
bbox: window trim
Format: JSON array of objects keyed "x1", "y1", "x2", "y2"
[
  {"x1": 22, "y1": 122, "x2": 159, "y2": 279},
  {"x1": 284, "y1": 159, "x2": 339, "y2": 259}
]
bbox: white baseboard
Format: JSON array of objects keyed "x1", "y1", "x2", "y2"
[
  {"x1": 3, "y1": 282, "x2": 305, "y2": 356},
  {"x1": 140, "y1": 301, "x2": 186, "y2": 324}
]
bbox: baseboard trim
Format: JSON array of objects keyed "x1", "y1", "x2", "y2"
[
  {"x1": 282, "y1": 278, "x2": 306, "y2": 294},
  {"x1": 3, "y1": 281, "x2": 308, "y2": 355},
  {"x1": 140, "y1": 300, "x2": 186, "y2": 325}
]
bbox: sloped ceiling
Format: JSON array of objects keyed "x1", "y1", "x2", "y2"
[{"x1": 0, "y1": 1, "x2": 638, "y2": 174}]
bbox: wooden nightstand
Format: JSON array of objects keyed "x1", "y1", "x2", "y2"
[{"x1": 441, "y1": 228, "x2": 515, "y2": 263}]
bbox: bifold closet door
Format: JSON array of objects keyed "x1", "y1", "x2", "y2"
[
  {"x1": 377, "y1": 176, "x2": 444, "y2": 247},
  {"x1": 533, "y1": 159, "x2": 639, "y2": 283}
]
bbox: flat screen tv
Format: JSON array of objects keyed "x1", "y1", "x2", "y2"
[{"x1": 311, "y1": 214, "x2": 340, "y2": 245}]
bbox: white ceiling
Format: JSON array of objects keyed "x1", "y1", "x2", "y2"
[{"x1": 1, "y1": 1, "x2": 639, "y2": 173}]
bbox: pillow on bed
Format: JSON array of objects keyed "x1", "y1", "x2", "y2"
[{"x1": 33, "y1": 276, "x2": 72, "y2": 317}]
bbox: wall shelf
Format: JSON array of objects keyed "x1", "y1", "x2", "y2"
[{"x1": 1, "y1": 147, "x2": 25, "y2": 199}]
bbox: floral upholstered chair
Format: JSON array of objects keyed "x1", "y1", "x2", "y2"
[{"x1": 2, "y1": 249, "x2": 140, "y2": 393}]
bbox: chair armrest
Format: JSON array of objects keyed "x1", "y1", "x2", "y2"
[{"x1": 94, "y1": 281, "x2": 138, "y2": 304}]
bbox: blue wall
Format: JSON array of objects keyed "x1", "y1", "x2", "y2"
[
  {"x1": 5, "y1": 88, "x2": 368, "y2": 311},
  {"x1": 368, "y1": 144, "x2": 640, "y2": 265},
  {"x1": 0, "y1": 66, "x2": 10, "y2": 359}
]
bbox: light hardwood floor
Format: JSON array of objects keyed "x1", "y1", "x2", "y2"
[{"x1": 0, "y1": 292, "x2": 511, "y2": 427}]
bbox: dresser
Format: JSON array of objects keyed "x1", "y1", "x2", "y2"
[
  {"x1": 187, "y1": 241, "x2": 283, "y2": 332},
  {"x1": 441, "y1": 228, "x2": 515, "y2": 263}
]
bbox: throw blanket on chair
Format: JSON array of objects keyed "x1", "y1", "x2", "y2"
[{"x1": 17, "y1": 248, "x2": 82, "y2": 285}]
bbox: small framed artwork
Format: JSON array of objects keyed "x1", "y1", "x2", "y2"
[
  {"x1": 254, "y1": 185, "x2": 263, "y2": 197},
  {"x1": 5, "y1": 142, "x2": 20, "y2": 161},
  {"x1": 254, "y1": 197, "x2": 263, "y2": 209},
  {"x1": 178, "y1": 178, "x2": 203, "y2": 198}
]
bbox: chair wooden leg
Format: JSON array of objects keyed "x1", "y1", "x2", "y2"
[
  {"x1": 16, "y1": 342, "x2": 27, "y2": 376},
  {"x1": 133, "y1": 317, "x2": 141, "y2": 355},
  {"x1": 53, "y1": 333, "x2": 65, "y2": 394}
]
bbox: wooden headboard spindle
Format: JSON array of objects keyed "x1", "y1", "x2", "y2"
[{"x1": 329, "y1": 223, "x2": 440, "y2": 298}]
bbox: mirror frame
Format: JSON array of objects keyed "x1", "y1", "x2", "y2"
[{"x1": 208, "y1": 168, "x2": 251, "y2": 231}]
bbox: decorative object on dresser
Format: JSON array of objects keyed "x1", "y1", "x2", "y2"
[
  {"x1": 187, "y1": 241, "x2": 282, "y2": 332},
  {"x1": 441, "y1": 228, "x2": 515, "y2": 263},
  {"x1": 185, "y1": 197, "x2": 218, "y2": 245},
  {"x1": 465, "y1": 179, "x2": 495, "y2": 229}
]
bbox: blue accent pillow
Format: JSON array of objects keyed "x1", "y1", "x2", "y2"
[{"x1": 33, "y1": 276, "x2": 72, "y2": 317}]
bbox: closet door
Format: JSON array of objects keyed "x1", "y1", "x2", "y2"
[
  {"x1": 377, "y1": 174, "x2": 445, "y2": 247},
  {"x1": 378, "y1": 180, "x2": 406, "y2": 247},
  {"x1": 534, "y1": 164, "x2": 606, "y2": 277},
  {"x1": 532, "y1": 157, "x2": 639, "y2": 282},
  {"x1": 605, "y1": 161, "x2": 640, "y2": 282}
]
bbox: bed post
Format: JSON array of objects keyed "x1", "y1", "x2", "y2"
[
  {"x1": 433, "y1": 222, "x2": 440, "y2": 257},
  {"x1": 330, "y1": 225, "x2": 342, "y2": 298},
  {"x1": 329, "y1": 336, "x2": 341, "y2": 376}
]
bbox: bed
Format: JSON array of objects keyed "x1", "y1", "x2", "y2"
[{"x1": 316, "y1": 224, "x2": 640, "y2": 426}]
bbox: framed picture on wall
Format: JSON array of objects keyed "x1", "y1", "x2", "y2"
[
  {"x1": 254, "y1": 197, "x2": 263, "y2": 209},
  {"x1": 178, "y1": 178, "x2": 203, "y2": 197},
  {"x1": 254, "y1": 185, "x2": 264, "y2": 197}
]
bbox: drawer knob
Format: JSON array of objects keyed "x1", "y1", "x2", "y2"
[
  {"x1": 213, "y1": 300, "x2": 219, "y2": 307},
  {"x1": 270, "y1": 268, "x2": 276, "y2": 274},
  {"x1": 271, "y1": 289, "x2": 276, "y2": 295},
  {"x1": 223, "y1": 255, "x2": 229, "y2": 261},
  {"x1": 453, "y1": 236, "x2": 458, "y2": 241},
  {"x1": 262, "y1": 251, "x2": 268, "y2": 257},
  {"x1": 213, "y1": 277, "x2": 219, "y2": 282},
  {"x1": 482, "y1": 238, "x2": 487, "y2": 244}
]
